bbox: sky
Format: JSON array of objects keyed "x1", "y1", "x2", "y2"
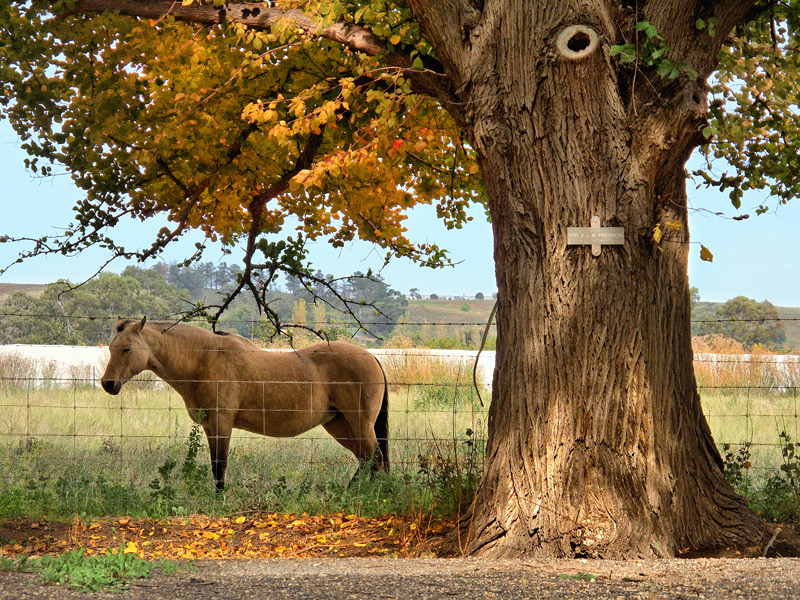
[{"x1": 1, "y1": 119, "x2": 798, "y2": 306}]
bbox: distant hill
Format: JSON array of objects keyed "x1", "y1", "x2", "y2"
[
  {"x1": 1, "y1": 283, "x2": 797, "y2": 350},
  {"x1": 0, "y1": 283, "x2": 46, "y2": 303},
  {"x1": 777, "y1": 306, "x2": 800, "y2": 350}
]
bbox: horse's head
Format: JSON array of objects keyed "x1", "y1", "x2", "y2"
[{"x1": 101, "y1": 317, "x2": 151, "y2": 395}]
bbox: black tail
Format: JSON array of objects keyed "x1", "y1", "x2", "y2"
[{"x1": 374, "y1": 358, "x2": 390, "y2": 471}]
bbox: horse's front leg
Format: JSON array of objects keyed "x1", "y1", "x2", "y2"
[{"x1": 202, "y1": 418, "x2": 232, "y2": 492}]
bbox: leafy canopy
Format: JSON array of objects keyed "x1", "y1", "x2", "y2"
[
  {"x1": 0, "y1": 0, "x2": 481, "y2": 325},
  {"x1": 2, "y1": 0, "x2": 800, "y2": 323},
  {"x1": 696, "y1": 1, "x2": 800, "y2": 214}
]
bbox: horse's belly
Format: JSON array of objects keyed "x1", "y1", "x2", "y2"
[{"x1": 234, "y1": 407, "x2": 335, "y2": 437}]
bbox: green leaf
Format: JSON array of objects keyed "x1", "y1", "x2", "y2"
[{"x1": 611, "y1": 44, "x2": 637, "y2": 63}]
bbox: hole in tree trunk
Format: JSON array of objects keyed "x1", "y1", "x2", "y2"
[
  {"x1": 556, "y1": 25, "x2": 600, "y2": 60},
  {"x1": 567, "y1": 32, "x2": 591, "y2": 52}
]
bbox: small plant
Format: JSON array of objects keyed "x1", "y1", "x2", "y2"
[
  {"x1": 777, "y1": 430, "x2": 800, "y2": 498},
  {"x1": 728, "y1": 432, "x2": 800, "y2": 525},
  {"x1": 181, "y1": 421, "x2": 210, "y2": 494},
  {"x1": 149, "y1": 421, "x2": 211, "y2": 515},
  {"x1": 0, "y1": 546, "x2": 193, "y2": 592},
  {"x1": 559, "y1": 571, "x2": 598, "y2": 581},
  {"x1": 417, "y1": 428, "x2": 482, "y2": 514},
  {"x1": 611, "y1": 21, "x2": 698, "y2": 80},
  {"x1": 721, "y1": 441, "x2": 752, "y2": 493}
]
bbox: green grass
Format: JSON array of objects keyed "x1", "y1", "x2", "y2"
[
  {"x1": 702, "y1": 389, "x2": 800, "y2": 474},
  {"x1": 0, "y1": 382, "x2": 487, "y2": 519},
  {"x1": 2, "y1": 378, "x2": 798, "y2": 523}
]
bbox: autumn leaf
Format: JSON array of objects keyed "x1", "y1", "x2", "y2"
[
  {"x1": 700, "y1": 244, "x2": 714, "y2": 262},
  {"x1": 652, "y1": 224, "x2": 663, "y2": 244}
]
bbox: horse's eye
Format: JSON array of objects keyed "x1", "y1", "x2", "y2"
[{"x1": 123, "y1": 347, "x2": 132, "y2": 353}]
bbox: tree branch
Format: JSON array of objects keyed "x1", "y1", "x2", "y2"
[
  {"x1": 209, "y1": 126, "x2": 326, "y2": 328},
  {"x1": 70, "y1": 0, "x2": 463, "y2": 121}
]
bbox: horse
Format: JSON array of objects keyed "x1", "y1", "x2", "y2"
[{"x1": 100, "y1": 318, "x2": 389, "y2": 491}]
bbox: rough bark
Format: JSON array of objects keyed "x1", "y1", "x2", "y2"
[{"x1": 408, "y1": 0, "x2": 776, "y2": 558}]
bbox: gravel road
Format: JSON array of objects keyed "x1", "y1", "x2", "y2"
[{"x1": 3, "y1": 557, "x2": 800, "y2": 599}]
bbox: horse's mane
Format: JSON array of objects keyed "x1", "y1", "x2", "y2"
[{"x1": 117, "y1": 319, "x2": 259, "y2": 350}]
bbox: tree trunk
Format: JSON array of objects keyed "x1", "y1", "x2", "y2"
[{"x1": 409, "y1": 1, "x2": 772, "y2": 557}]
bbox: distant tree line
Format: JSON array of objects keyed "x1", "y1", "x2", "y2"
[
  {"x1": 0, "y1": 263, "x2": 407, "y2": 345},
  {"x1": 0, "y1": 271, "x2": 786, "y2": 351}
]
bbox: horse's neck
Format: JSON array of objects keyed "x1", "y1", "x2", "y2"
[{"x1": 144, "y1": 327, "x2": 210, "y2": 384}]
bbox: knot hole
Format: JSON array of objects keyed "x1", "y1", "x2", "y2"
[{"x1": 556, "y1": 25, "x2": 600, "y2": 60}]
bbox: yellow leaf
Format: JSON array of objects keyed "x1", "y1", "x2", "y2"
[
  {"x1": 293, "y1": 169, "x2": 312, "y2": 185},
  {"x1": 124, "y1": 541, "x2": 138, "y2": 554},
  {"x1": 652, "y1": 224, "x2": 663, "y2": 244},
  {"x1": 665, "y1": 220, "x2": 683, "y2": 231},
  {"x1": 234, "y1": 516, "x2": 246, "y2": 524},
  {"x1": 390, "y1": 34, "x2": 402, "y2": 45},
  {"x1": 700, "y1": 244, "x2": 714, "y2": 262}
]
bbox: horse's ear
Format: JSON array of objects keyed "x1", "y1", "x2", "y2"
[{"x1": 131, "y1": 317, "x2": 147, "y2": 333}]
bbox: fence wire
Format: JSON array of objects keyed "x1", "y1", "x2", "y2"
[{"x1": 0, "y1": 344, "x2": 798, "y2": 519}]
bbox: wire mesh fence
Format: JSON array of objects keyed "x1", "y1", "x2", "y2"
[
  {"x1": 0, "y1": 343, "x2": 798, "y2": 518},
  {"x1": 0, "y1": 345, "x2": 489, "y2": 518}
]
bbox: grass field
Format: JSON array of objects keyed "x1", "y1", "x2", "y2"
[
  {"x1": 2, "y1": 378, "x2": 798, "y2": 519},
  {"x1": 0, "y1": 380, "x2": 488, "y2": 519},
  {"x1": 1, "y1": 343, "x2": 798, "y2": 522}
]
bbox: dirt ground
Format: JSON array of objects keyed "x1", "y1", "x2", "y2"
[
  {"x1": 3, "y1": 516, "x2": 800, "y2": 599},
  {"x1": 3, "y1": 556, "x2": 800, "y2": 599}
]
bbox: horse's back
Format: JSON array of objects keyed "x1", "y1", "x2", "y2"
[{"x1": 300, "y1": 342, "x2": 383, "y2": 384}]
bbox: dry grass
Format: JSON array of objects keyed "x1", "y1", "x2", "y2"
[{"x1": 692, "y1": 335, "x2": 800, "y2": 393}]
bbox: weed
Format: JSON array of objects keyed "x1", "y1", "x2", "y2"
[
  {"x1": 721, "y1": 442, "x2": 753, "y2": 494},
  {"x1": 181, "y1": 422, "x2": 210, "y2": 494},
  {"x1": 0, "y1": 546, "x2": 193, "y2": 592},
  {"x1": 777, "y1": 430, "x2": 800, "y2": 500},
  {"x1": 756, "y1": 431, "x2": 800, "y2": 524},
  {"x1": 417, "y1": 428, "x2": 482, "y2": 514},
  {"x1": 148, "y1": 422, "x2": 211, "y2": 515},
  {"x1": 559, "y1": 572, "x2": 598, "y2": 581},
  {"x1": 723, "y1": 432, "x2": 800, "y2": 525}
]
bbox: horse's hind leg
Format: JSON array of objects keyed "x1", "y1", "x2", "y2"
[
  {"x1": 202, "y1": 422, "x2": 232, "y2": 492},
  {"x1": 322, "y1": 413, "x2": 382, "y2": 474}
]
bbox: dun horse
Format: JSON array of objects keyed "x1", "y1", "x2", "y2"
[{"x1": 100, "y1": 318, "x2": 389, "y2": 490}]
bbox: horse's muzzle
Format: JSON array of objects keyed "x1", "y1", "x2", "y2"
[{"x1": 101, "y1": 380, "x2": 121, "y2": 395}]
